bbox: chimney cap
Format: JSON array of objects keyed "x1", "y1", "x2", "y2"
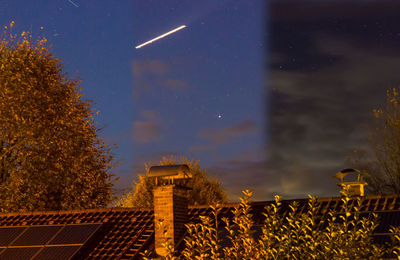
[
  {"x1": 148, "y1": 164, "x2": 192, "y2": 178},
  {"x1": 334, "y1": 168, "x2": 370, "y2": 183}
]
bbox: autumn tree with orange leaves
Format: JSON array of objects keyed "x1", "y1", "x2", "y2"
[
  {"x1": 118, "y1": 156, "x2": 228, "y2": 208},
  {"x1": 0, "y1": 22, "x2": 116, "y2": 212}
]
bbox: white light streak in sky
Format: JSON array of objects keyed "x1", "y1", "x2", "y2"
[
  {"x1": 68, "y1": 0, "x2": 79, "y2": 7},
  {"x1": 135, "y1": 25, "x2": 187, "y2": 49}
]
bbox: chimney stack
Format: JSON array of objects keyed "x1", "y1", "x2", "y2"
[
  {"x1": 334, "y1": 168, "x2": 368, "y2": 197},
  {"x1": 149, "y1": 165, "x2": 192, "y2": 257},
  {"x1": 338, "y1": 181, "x2": 367, "y2": 197}
]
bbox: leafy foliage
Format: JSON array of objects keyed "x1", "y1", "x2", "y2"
[
  {"x1": 117, "y1": 156, "x2": 228, "y2": 208},
  {"x1": 0, "y1": 22, "x2": 115, "y2": 212},
  {"x1": 350, "y1": 88, "x2": 400, "y2": 194},
  {"x1": 183, "y1": 205, "x2": 221, "y2": 260},
  {"x1": 158, "y1": 190, "x2": 400, "y2": 259}
]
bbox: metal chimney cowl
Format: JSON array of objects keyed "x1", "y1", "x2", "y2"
[{"x1": 334, "y1": 168, "x2": 369, "y2": 197}]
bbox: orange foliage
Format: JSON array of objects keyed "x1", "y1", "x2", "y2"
[{"x1": 0, "y1": 22, "x2": 116, "y2": 212}]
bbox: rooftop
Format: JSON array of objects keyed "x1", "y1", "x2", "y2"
[{"x1": 1, "y1": 194, "x2": 400, "y2": 259}]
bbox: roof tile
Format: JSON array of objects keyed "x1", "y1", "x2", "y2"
[{"x1": 1, "y1": 194, "x2": 400, "y2": 258}]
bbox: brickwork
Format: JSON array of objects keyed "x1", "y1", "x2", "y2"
[{"x1": 153, "y1": 185, "x2": 188, "y2": 257}]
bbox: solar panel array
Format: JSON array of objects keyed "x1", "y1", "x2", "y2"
[
  {"x1": 34, "y1": 246, "x2": 81, "y2": 260},
  {"x1": 0, "y1": 227, "x2": 26, "y2": 246},
  {"x1": 0, "y1": 223, "x2": 101, "y2": 260},
  {"x1": 0, "y1": 208, "x2": 156, "y2": 259},
  {"x1": 13, "y1": 226, "x2": 62, "y2": 246}
]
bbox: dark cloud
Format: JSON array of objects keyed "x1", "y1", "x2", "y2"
[
  {"x1": 268, "y1": 1, "x2": 400, "y2": 198},
  {"x1": 270, "y1": 1, "x2": 400, "y2": 73},
  {"x1": 270, "y1": 1, "x2": 400, "y2": 22},
  {"x1": 198, "y1": 120, "x2": 258, "y2": 144},
  {"x1": 268, "y1": 40, "x2": 400, "y2": 197},
  {"x1": 133, "y1": 110, "x2": 162, "y2": 143}
]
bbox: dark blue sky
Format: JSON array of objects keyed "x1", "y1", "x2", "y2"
[
  {"x1": 0, "y1": 0, "x2": 265, "y2": 200},
  {"x1": 5, "y1": 0, "x2": 400, "y2": 202}
]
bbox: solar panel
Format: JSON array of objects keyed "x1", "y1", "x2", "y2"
[
  {"x1": 49, "y1": 223, "x2": 102, "y2": 245},
  {"x1": 0, "y1": 247, "x2": 41, "y2": 260},
  {"x1": 0, "y1": 227, "x2": 27, "y2": 246},
  {"x1": 0, "y1": 224, "x2": 102, "y2": 259},
  {"x1": 11, "y1": 226, "x2": 62, "y2": 246},
  {"x1": 33, "y1": 245, "x2": 81, "y2": 260}
]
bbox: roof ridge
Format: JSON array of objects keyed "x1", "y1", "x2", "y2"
[
  {"x1": 189, "y1": 194, "x2": 400, "y2": 208},
  {"x1": 189, "y1": 202, "x2": 240, "y2": 209},
  {"x1": 0, "y1": 206, "x2": 152, "y2": 217},
  {"x1": 1, "y1": 194, "x2": 399, "y2": 216},
  {"x1": 316, "y1": 194, "x2": 400, "y2": 201}
]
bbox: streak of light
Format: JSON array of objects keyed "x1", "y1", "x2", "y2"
[
  {"x1": 135, "y1": 25, "x2": 187, "y2": 49},
  {"x1": 68, "y1": 0, "x2": 79, "y2": 7}
]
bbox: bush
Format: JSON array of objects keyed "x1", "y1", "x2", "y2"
[{"x1": 154, "y1": 190, "x2": 400, "y2": 259}]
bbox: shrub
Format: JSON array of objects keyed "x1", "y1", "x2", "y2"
[{"x1": 154, "y1": 190, "x2": 400, "y2": 259}]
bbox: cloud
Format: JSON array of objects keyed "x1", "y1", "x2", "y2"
[
  {"x1": 268, "y1": 30, "x2": 400, "y2": 198},
  {"x1": 207, "y1": 157, "x2": 268, "y2": 201},
  {"x1": 163, "y1": 79, "x2": 188, "y2": 90},
  {"x1": 132, "y1": 60, "x2": 168, "y2": 77},
  {"x1": 133, "y1": 110, "x2": 162, "y2": 143},
  {"x1": 198, "y1": 120, "x2": 258, "y2": 144},
  {"x1": 132, "y1": 59, "x2": 189, "y2": 97},
  {"x1": 195, "y1": 145, "x2": 269, "y2": 201},
  {"x1": 270, "y1": 1, "x2": 400, "y2": 22}
]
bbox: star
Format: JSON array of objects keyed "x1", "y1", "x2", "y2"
[{"x1": 217, "y1": 114, "x2": 222, "y2": 119}]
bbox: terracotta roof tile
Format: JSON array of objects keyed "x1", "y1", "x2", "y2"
[
  {"x1": 1, "y1": 194, "x2": 400, "y2": 259},
  {"x1": 0, "y1": 208, "x2": 154, "y2": 259}
]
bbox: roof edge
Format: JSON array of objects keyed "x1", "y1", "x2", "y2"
[
  {"x1": 0, "y1": 206, "x2": 153, "y2": 217},
  {"x1": 1, "y1": 194, "x2": 399, "y2": 216},
  {"x1": 189, "y1": 194, "x2": 400, "y2": 208}
]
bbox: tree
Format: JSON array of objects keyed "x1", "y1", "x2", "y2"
[
  {"x1": 0, "y1": 22, "x2": 115, "y2": 212},
  {"x1": 350, "y1": 88, "x2": 400, "y2": 194},
  {"x1": 117, "y1": 156, "x2": 228, "y2": 208}
]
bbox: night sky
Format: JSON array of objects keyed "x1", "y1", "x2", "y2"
[
  {"x1": 2, "y1": 1, "x2": 400, "y2": 202},
  {"x1": 268, "y1": 0, "x2": 400, "y2": 199},
  {"x1": 0, "y1": 1, "x2": 265, "y2": 201}
]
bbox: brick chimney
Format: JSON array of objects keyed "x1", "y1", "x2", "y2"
[{"x1": 149, "y1": 165, "x2": 192, "y2": 257}]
